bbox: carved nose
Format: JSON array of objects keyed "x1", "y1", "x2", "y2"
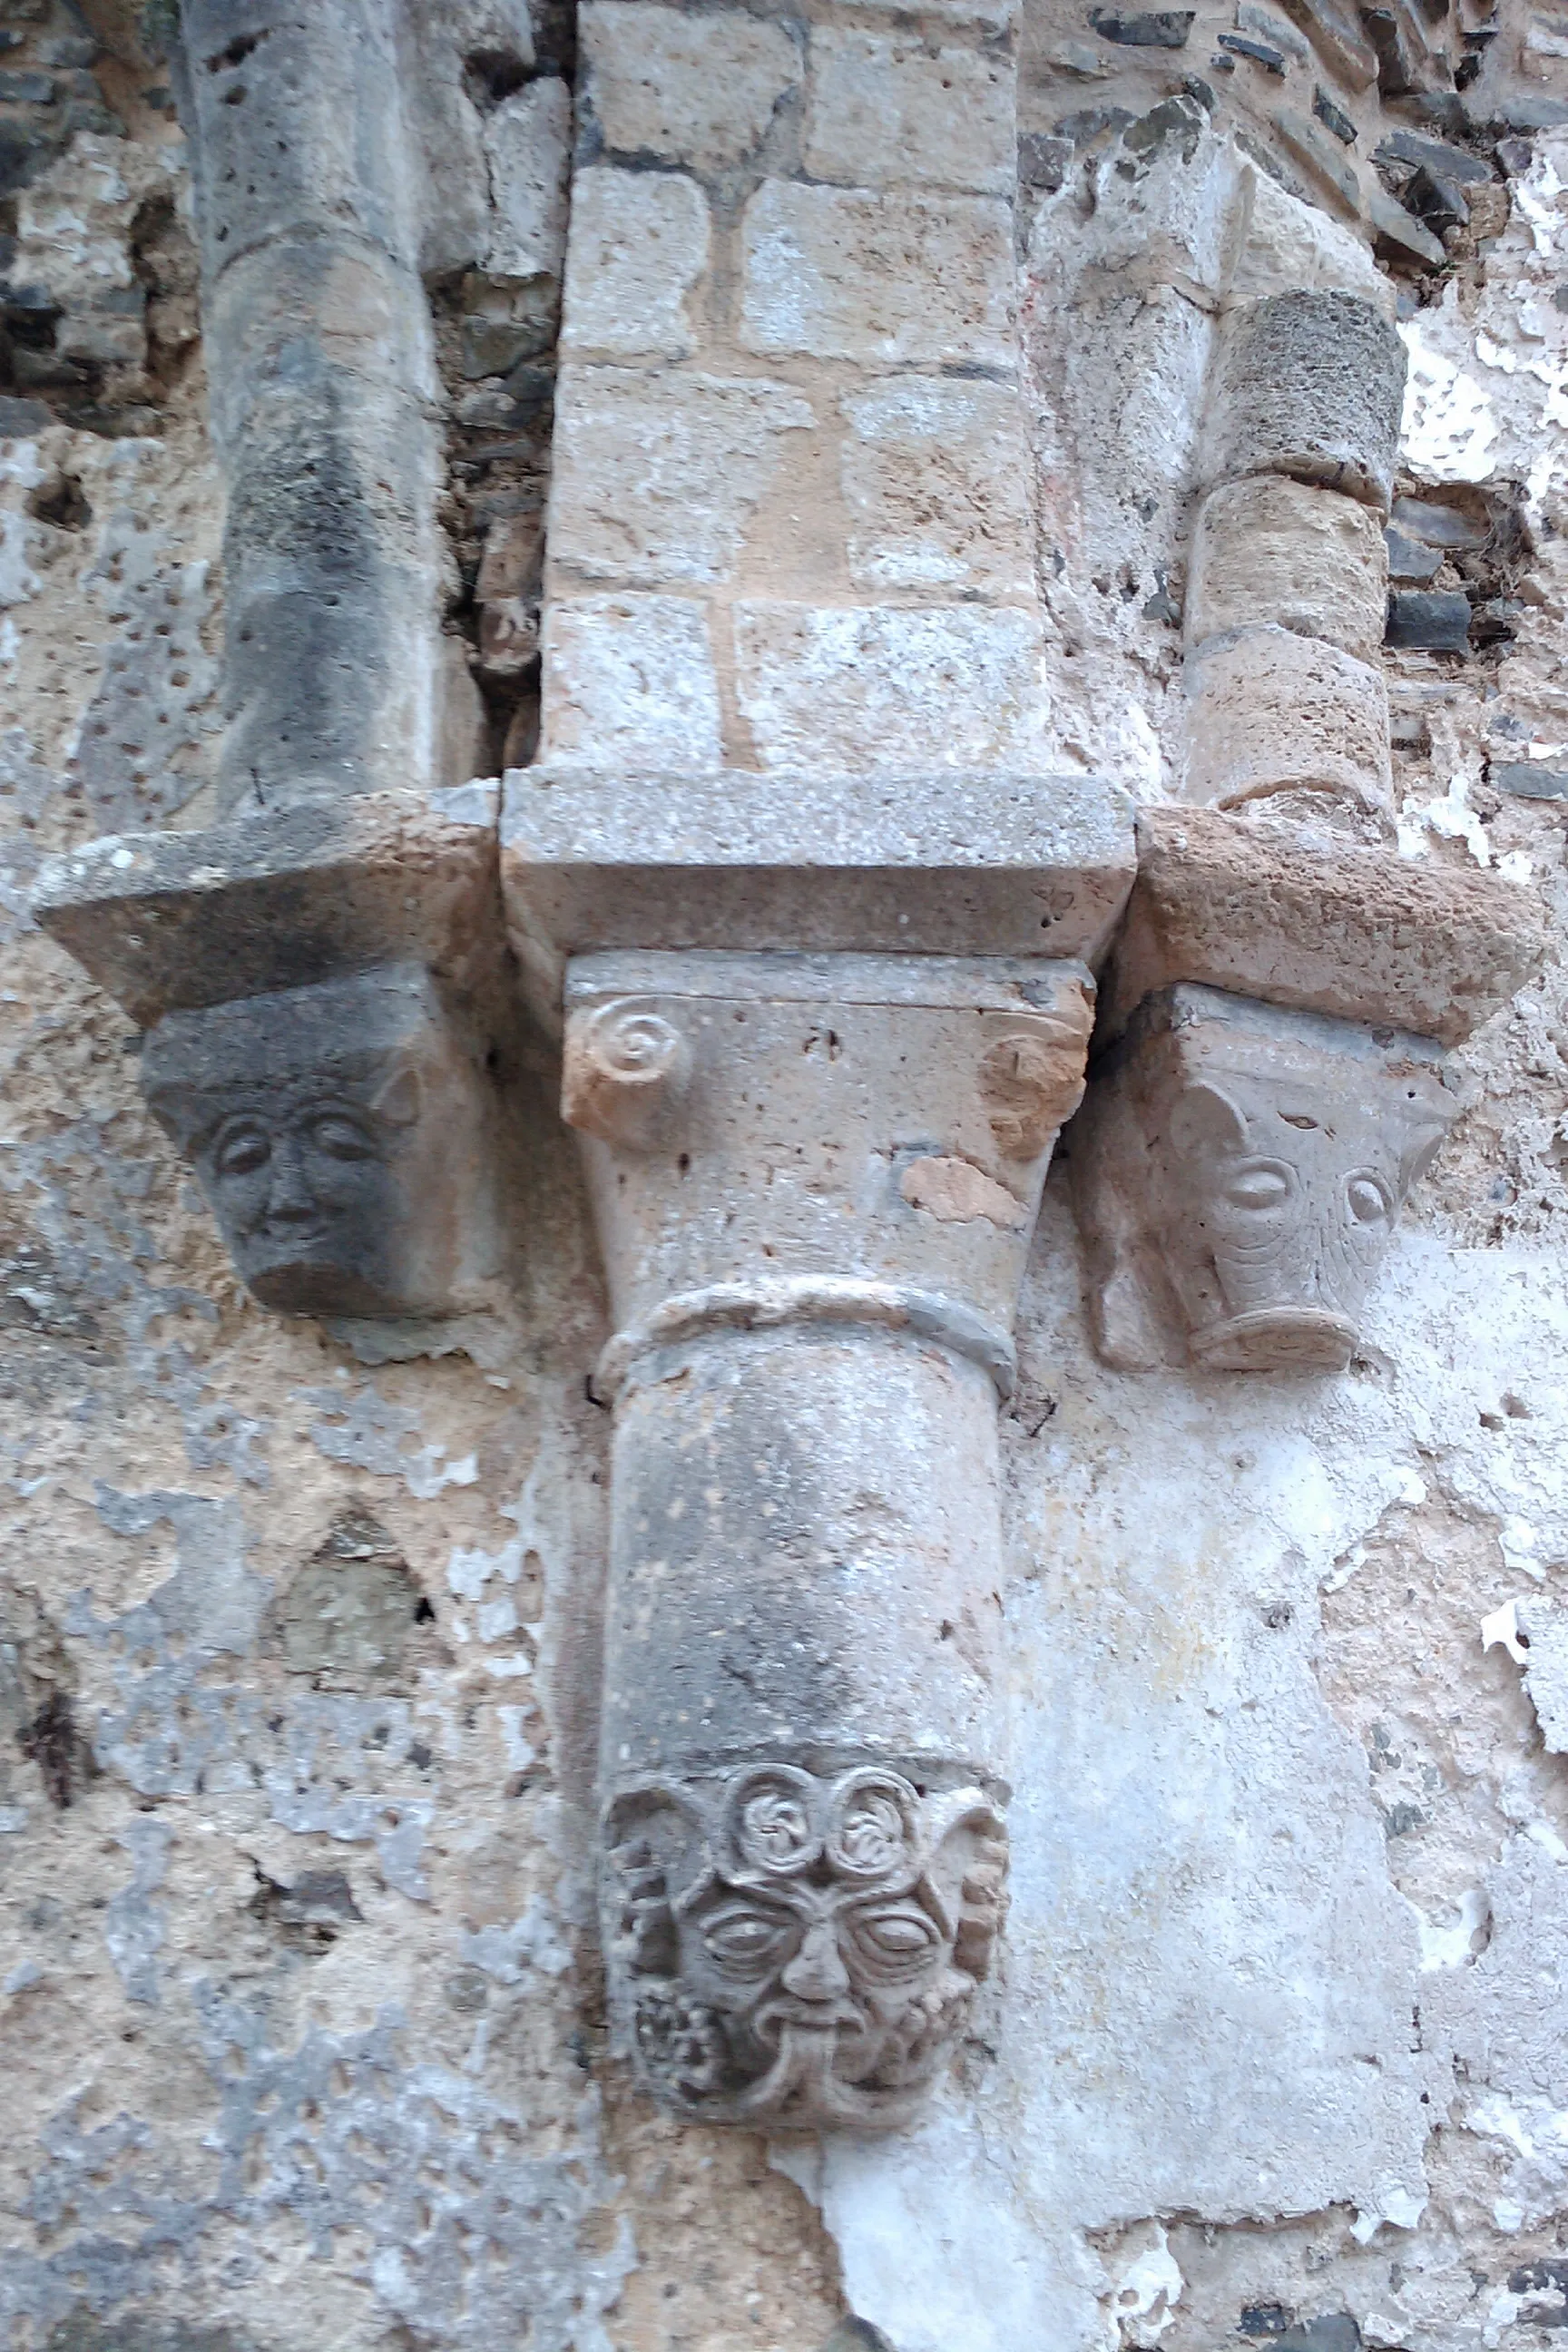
[
  {"x1": 265, "y1": 1141, "x2": 319, "y2": 1223},
  {"x1": 780, "y1": 1921, "x2": 850, "y2": 2004}
]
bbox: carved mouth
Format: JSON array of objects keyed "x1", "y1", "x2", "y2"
[
  {"x1": 754, "y1": 1999, "x2": 867, "y2": 2046},
  {"x1": 1190, "y1": 1308, "x2": 1357, "y2": 1372}
]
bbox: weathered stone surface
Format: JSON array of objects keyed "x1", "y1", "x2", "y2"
[
  {"x1": 581, "y1": 2, "x2": 800, "y2": 171},
  {"x1": 483, "y1": 77, "x2": 571, "y2": 283},
  {"x1": 1203, "y1": 290, "x2": 1407, "y2": 510},
  {"x1": 1183, "y1": 624, "x2": 1393, "y2": 809},
  {"x1": 1367, "y1": 180, "x2": 1446, "y2": 266},
  {"x1": 740, "y1": 181, "x2": 1014, "y2": 368},
  {"x1": 1385, "y1": 524, "x2": 1443, "y2": 581},
  {"x1": 1073, "y1": 985, "x2": 1457, "y2": 1371},
  {"x1": 1231, "y1": 163, "x2": 1396, "y2": 310},
  {"x1": 1270, "y1": 105, "x2": 1363, "y2": 218},
  {"x1": 803, "y1": 32, "x2": 1014, "y2": 193},
  {"x1": 559, "y1": 167, "x2": 710, "y2": 361},
  {"x1": 141, "y1": 966, "x2": 501, "y2": 1320},
  {"x1": 1492, "y1": 760, "x2": 1568, "y2": 800},
  {"x1": 734, "y1": 603, "x2": 1046, "y2": 774},
  {"x1": 1088, "y1": 8, "x2": 1194, "y2": 42},
  {"x1": 550, "y1": 368, "x2": 816, "y2": 586},
  {"x1": 1102, "y1": 805, "x2": 1546, "y2": 1045},
  {"x1": 541, "y1": 593, "x2": 724, "y2": 771},
  {"x1": 500, "y1": 764, "x2": 1136, "y2": 1014},
  {"x1": 839, "y1": 376, "x2": 1034, "y2": 594},
  {"x1": 1186, "y1": 477, "x2": 1388, "y2": 659}
]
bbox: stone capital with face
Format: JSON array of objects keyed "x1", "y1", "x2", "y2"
[
  {"x1": 606, "y1": 1762, "x2": 1007, "y2": 2130},
  {"x1": 142, "y1": 964, "x2": 499, "y2": 1318},
  {"x1": 1073, "y1": 986, "x2": 1458, "y2": 1373}
]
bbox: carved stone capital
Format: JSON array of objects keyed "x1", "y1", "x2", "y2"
[
  {"x1": 1073, "y1": 985, "x2": 1458, "y2": 1372},
  {"x1": 563, "y1": 947, "x2": 1092, "y2": 2126}
]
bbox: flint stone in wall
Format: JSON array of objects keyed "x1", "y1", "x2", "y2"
[
  {"x1": 740, "y1": 181, "x2": 1015, "y2": 370},
  {"x1": 560, "y1": 167, "x2": 710, "y2": 361},
  {"x1": 550, "y1": 368, "x2": 816, "y2": 587},
  {"x1": 840, "y1": 375, "x2": 1035, "y2": 595},
  {"x1": 1184, "y1": 623, "x2": 1392, "y2": 809},
  {"x1": 1186, "y1": 476, "x2": 1389, "y2": 660},
  {"x1": 581, "y1": 2, "x2": 800, "y2": 172},
  {"x1": 733, "y1": 603, "x2": 1046, "y2": 774},
  {"x1": 803, "y1": 31, "x2": 1014, "y2": 195},
  {"x1": 542, "y1": 593, "x2": 724, "y2": 770},
  {"x1": 1202, "y1": 289, "x2": 1407, "y2": 511}
]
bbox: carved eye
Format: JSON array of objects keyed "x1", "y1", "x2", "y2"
[
  {"x1": 307, "y1": 1112, "x2": 378, "y2": 1163},
  {"x1": 213, "y1": 1122, "x2": 270, "y2": 1178},
  {"x1": 1347, "y1": 1174, "x2": 1393, "y2": 1225},
  {"x1": 843, "y1": 1903, "x2": 942, "y2": 1980},
  {"x1": 1222, "y1": 1162, "x2": 1293, "y2": 1211},
  {"x1": 700, "y1": 1904, "x2": 796, "y2": 1978}
]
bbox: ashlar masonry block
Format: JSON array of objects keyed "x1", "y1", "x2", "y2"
[
  {"x1": 560, "y1": 168, "x2": 710, "y2": 362},
  {"x1": 1183, "y1": 624, "x2": 1393, "y2": 813},
  {"x1": 803, "y1": 31, "x2": 1014, "y2": 194},
  {"x1": 740, "y1": 181, "x2": 1015, "y2": 369},
  {"x1": 543, "y1": 594, "x2": 725, "y2": 770},
  {"x1": 550, "y1": 368, "x2": 817, "y2": 588},
  {"x1": 581, "y1": 3, "x2": 801, "y2": 172},
  {"x1": 840, "y1": 377, "x2": 1035, "y2": 595},
  {"x1": 733, "y1": 603, "x2": 1046, "y2": 773}
]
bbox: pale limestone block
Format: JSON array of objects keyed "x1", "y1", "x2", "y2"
[
  {"x1": 846, "y1": 0, "x2": 1016, "y2": 25},
  {"x1": 560, "y1": 168, "x2": 710, "y2": 360},
  {"x1": 839, "y1": 377, "x2": 1034, "y2": 594},
  {"x1": 803, "y1": 32, "x2": 1014, "y2": 194},
  {"x1": 543, "y1": 594, "x2": 723, "y2": 769},
  {"x1": 1183, "y1": 624, "x2": 1392, "y2": 811},
  {"x1": 582, "y1": 4, "x2": 800, "y2": 171},
  {"x1": 552, "y1": 368, "x2": 816, "y2": 587},
  {"x1": 484, "y1": 77, "x2": 571, "y2": 281},
  {"x1": 1232, "y1": 162, "x2": 1397, "y2": 318},
  {"x1": 1082, "y1": 112, "x2": 1248, "y2": 309},
  {"x1": 734, "y1": 603, "x2": 1045, "y2": 772},
  {"x1": 1185, "y1": 477, "x2": 1388, "y2": 661},
  {"x1": 740, "y1": 181, "x2": 1014, "y2": 369}
]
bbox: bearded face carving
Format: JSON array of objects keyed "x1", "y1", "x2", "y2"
[
  {"x1": 141, "y1": 965, "x2": 501, "y2": 1318},
  {"x1": 1073, "y1": 986, "x2": 1458, "y2": 1373},
  {"x1": 606, "y1": 1763, "x2": 1007, "y2": 2130}
]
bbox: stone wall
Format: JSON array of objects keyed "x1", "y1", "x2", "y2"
[{"x1": 2, "y1": 1, "x2": 1568, "y2": 2349}]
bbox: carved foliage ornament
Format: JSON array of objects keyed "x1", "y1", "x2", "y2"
[
  {"x1": 1073, "y1": 985, "x2": 1458, "y2": 1372},
  {"x1": 606, "y1": 1764, "x2": 1007, "y2": 2130}
]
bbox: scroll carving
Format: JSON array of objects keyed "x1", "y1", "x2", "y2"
[
  {"x1": 607, "y1": 1764, "x2": 1007, "y2": 2130},
  {"x1": 1073, "y1": 985, "x2": 1458, "y2": 1372}
]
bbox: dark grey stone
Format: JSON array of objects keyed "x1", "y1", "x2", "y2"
[
  {"x1": 1491, "y1": 94, "x2": 1568, "y2": 132},
  {"x1": 1492, "y1": 762, "x2": 1568, "y2": 801},
  {"x1": 1495, "y1": 134, "x2": 1534, "y2": 176},
  {"x1": 1274, "y1": 2318, "x2": 1361, "y2": 2352},
  {"x1": 1375, "y1": 126, "x2": 1494, "y2": 181},
  {"x1": 1217, "y1": 31, "x2": 1286, "y2": 67},
  {"x1": 1386, "y1": 590, "x2": 1472, "y2": 651},
  {"x1": 1207, "y1": 289, "x2": 1407, "y2": 510},
  {"x1": 1368, "y1": 181, "x2": 1446, "y2": 268},
  {"x1": 0, "y1": 67, "x2": 54, "y2": 101},
  {"x1": 1018, "y1": 130, "x2": 1071, "y2": 189},
  {"x1": 1470, "y1": 598, "x2": 1521, "y2": 647},
  {"x1": 1087, "y1": 5, "x2": 1194, "y2": 42},
  {"x1": 1183, "y1": 72, "x2": 1216, "y2": 107},
  {"x1": 0, "y1": 117, "x2": 63, "y2": 196},
  {"x1": 1407, "y1": 162, "x2": 1469, "y2": 231},
  {"x1": 1385, "y1": 525, "x2": 1443, "y2": 583},
  {"x1": 0, "y1": 392, "x2": 51, "y2": 434},
  {"x1": 1390, "y1": 493, "x2": 1489, "y2": 547},
  {"x1": 141, "y1": 964, "x2": 501, "y2": 1319},
  {"x1": 821, "y1": 2327, "x2": 897, "y2": 2352},
  {"x1": 1313, "y1": 84, "x2": 1357, "y2": 141},
  {"x1": 1053, "y1": 103, "x2": 1137, "y2": 144}
]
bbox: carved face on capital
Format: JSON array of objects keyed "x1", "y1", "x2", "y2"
[
  {"x1": 142, "y1": 967, "x2": 498, "y2": 1318},
  {"x1": 607, "y1": 1763, "x2": 1007, "y2": 2130},
  {"x1": 1073, "y1": 989, "x2": 1457, "y2": 1373}
]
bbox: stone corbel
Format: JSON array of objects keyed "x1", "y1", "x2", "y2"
[
  {"x1": 503, "y1": 763, "x2": 1134, "y2": 2127},
  {"x1": 34, "y1": 789, "x2": 516, "y2": 1338},
  {"x1": 1072, "y1": 808, "x2": 1546, "y2": 1374}
]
